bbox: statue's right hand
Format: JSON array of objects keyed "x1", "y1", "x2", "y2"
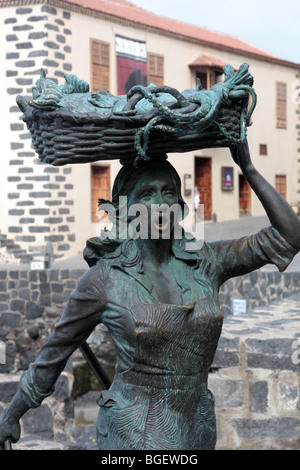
[{"x1": 0, "y1": 412, "x2": 21, "y2": 448}]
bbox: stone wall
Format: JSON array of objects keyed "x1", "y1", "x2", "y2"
[
  {"x1": 2, "y1": 3, "x2": 76, "y2": 261},
  {"x1": 209, "y1": 292, "x2": 300, "y2": 450},
  {"x1": 0, "y1": 267, "x2": 86, "y2": 373},
  {"x1": 219, "y1": 268, "x2": 300, "y2": 316}
]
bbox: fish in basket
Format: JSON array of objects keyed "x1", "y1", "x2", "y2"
[{"x1": 16, "y1": 63, "x2": 256, "y2": 167}]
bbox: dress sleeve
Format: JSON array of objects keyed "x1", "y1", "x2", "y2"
[
  {"x1": 209, "y1": 226, "x2": 298, "y2": 285},
  {"x1": 19, "y1": 262, "x2": 108, "y2": 408}
]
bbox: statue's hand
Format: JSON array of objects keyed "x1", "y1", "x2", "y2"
[
  {"x1": 229, "y1": 140, "x2": 252, "y2": 169},
  {"x1": 0, "y1": 412, "x2": 21, "y2": 448}
]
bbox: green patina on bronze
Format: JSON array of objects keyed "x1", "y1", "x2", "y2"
[
  {"x1": 16, "y1": 63, "x2": 256, "y2": 167},
  {"x1": 1, "y1": 63, "x2": 300, "y2": 451}
]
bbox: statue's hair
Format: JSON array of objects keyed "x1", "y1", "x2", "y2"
[
  {"x1": 98, "y1": 157, "x2": 186, "y2": 211},
  {"x1": 84, "y1": 158, "x2": 187, "y2": 267}
]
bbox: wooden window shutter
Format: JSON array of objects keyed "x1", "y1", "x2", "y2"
[
  {"x1": 147, "y1": 53, "x2": 164, "y2": 86},
  {"x1": 90, "y1": 39, "x2": 110, "y2": 92},
  {"x1": 259, "y1": 144, "x2": 268, "y2": 156},
  {"x1": 276, "y1": 82, "x2": 287, "y2": 129}
]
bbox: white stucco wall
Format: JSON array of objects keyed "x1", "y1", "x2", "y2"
[{"x1": 1, "y1": 2, "x2": 299, "y2": 258}]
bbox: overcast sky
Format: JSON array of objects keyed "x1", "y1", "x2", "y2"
[{"x1": 131, "y1": 0, "x2": 299, "y2": 64}]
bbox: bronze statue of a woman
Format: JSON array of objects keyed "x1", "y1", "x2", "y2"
[
  {"x1": 1, "y1": 64, "x2": 300, "y2": 450},
  {"x1": 0, "y1": 141, "x2": 299, "y2": 450}
]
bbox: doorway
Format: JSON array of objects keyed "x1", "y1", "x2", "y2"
[
  {"x1": 195, "y1": 157, "x2": 212, "y2": 220},
  {"x1": 239, "y1": 174, "x2": 251, "y2": 216},
  {"x1": 91, "y1": 165, "x2": 110, "y2": 222}
]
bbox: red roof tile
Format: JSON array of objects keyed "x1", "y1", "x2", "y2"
[{"x1": 0, "y1": 0, "x2": 298, "y2": 67}]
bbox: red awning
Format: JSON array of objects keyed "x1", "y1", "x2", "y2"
[{"x1": 189, "y1": 55, "x2": 237, "y2": 70}]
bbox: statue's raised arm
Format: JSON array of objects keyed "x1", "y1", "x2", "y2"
[{"x1": 230, "y1": 140, "x2": 300, "y2": 251}]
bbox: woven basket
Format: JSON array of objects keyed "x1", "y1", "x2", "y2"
[{"x1": 20, "y1": 96, "x2": 245, "y2": 166}]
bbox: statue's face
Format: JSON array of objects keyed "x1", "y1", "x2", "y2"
[{"x1": 127, "y1": 170, "x2": 180, "y2": 237}]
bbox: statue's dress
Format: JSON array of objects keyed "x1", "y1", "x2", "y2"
[{"x1": 19, "y1": 227, "x2": 296, "y2": 450}]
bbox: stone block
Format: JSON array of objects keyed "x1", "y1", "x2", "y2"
[
  {"x1": 16, "y1": 7, "x2": 32, "y2": 14},
  {"x1": 21, "y1": 404, "x2": 54, "y2": 439},
  {"x1": 209, "y1": 377, "x2": 244, "y2": 409},
  {"x1": 15, "y1": 60, "x2": 35, "y2": 68},
  {"x1": 249, "y1": 380, "x2": 269, "y2": 413},
  {"x1": 10, "y1": 299, "x2": 25, "y2": 314},
  {"x1": 0, "y1": 281, "x2": 7, "y2": 292},
  {"x1": 277, "y1": 381, "x2": 299, "y2": 410},
  {"x1": 212, "y1": 336, "x2": 240, "y2": 368},
  {"x1": 25, "y1": 301, "x2": 43, "y2": 319},
  {"x1": 52, "y1": 283, "x2": 64, "y2": 293},
  {"x1": 0, "y1": 374, "x2": 21, "y2": 403},
  {"x1": 27, "y1": 15, "x2": 48, "y2": 22},
  {"x1": 233, "y1": 417, "x2": 300, "y2": 445},
  {"x1": 6, "y1": 34, "x2": 18, "y2": 41},
  {"x1": 246, "y1": 337, "x2": 297, "y2": 371},
  {"x1": 0, "y1": 311, "x2": 21, "y2": 328},
  {"x1": 53, "y1": 372, "x2": 73, "y2": 401}
]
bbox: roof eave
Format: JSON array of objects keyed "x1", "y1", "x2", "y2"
[{"x1": 1, "y1": 0, "x2": 299, "y2": 70}]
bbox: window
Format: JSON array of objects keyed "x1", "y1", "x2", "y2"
[
  {"x1": 91, "y1": 165, "x2": 110, "y2": 222},
  {"x1": 90, "y1": 39, "x2": 110, "y2": 92},
  {"x1": 147, "y1": 53, "x2": 164, "y2": 86},
  {"x1": 259, "y1": 144, "x2": 268, "y2": 156},
  {"x1": 275, "y1": 175, "x2": 287, "y2": 199},
  {"x1": 196, "y1": 68, "x2": 224, "y2": 90},
  {"x1": 276, "y1": 82, "x2": 287, "y2": 129},
  {"x1": 196, "y1": 71, "x2": 208, "y2": 90}
]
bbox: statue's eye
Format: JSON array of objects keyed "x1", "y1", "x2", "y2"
[
  {"x1": 140, "y1": 191, "x2": 153, "y2": 200},
  {"x1": 164, "y1": 187, "x2": 176, "y2": 197}
]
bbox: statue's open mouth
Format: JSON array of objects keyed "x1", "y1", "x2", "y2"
[
  {"x1": 154, "y1": 222, "x2": 168, "y2": 231},
  {"x1": 153, "y1": 214, "x2": 170, "y2": 232}
]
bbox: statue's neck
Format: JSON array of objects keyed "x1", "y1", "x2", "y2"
[{"x1": 137, "y1": 237, "x2": 172, "y2": 266}]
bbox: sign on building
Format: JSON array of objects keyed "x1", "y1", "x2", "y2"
[{"x1": 116, "y1": 35, "x2": 147, "y2": 95}]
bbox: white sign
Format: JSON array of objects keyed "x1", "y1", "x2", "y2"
[
  {"x1": 233, "y1": 298, "x2": 247, "y2": 315},
  {"x1": 116, "y1": 35, "x2": 147, "y2": 61},
  {"x1": 30, "y1": 261, "x2": 45, "y2": 270}
]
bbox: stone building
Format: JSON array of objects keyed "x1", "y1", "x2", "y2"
[{"x1": 0, "y1": 0, "x2": 299, "y2": 262}]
